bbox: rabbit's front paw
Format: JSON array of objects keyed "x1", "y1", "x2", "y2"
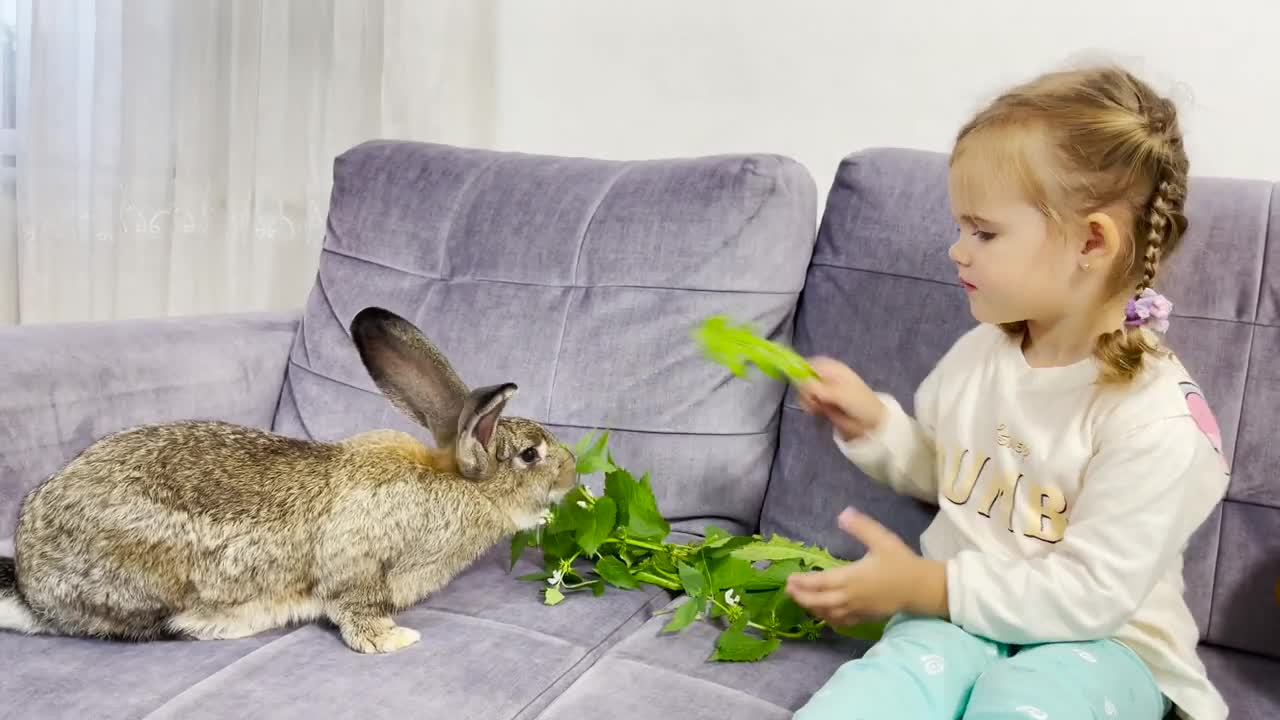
[{"x1": 349, "y1": 625, "x2": 421, "y2": 654}]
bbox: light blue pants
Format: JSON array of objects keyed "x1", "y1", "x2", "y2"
[{"x1": 795, "y1": 614, "x2": 1171, "y2": 720}]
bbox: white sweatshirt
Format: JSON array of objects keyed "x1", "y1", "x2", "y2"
[{"x1": 837, "y1": 322, "x2": 1230, "y2": 720}]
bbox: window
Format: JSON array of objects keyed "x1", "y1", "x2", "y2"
[{"x1": 0, "y1": 0, "x2": 17, "y2": 182}]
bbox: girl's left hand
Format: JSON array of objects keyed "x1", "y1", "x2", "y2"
[{"x1": 785, "y1": 507, "x2": 949, "y2": 627}]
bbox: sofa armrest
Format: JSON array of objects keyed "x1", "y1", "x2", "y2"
[{"x1": 0, "y1": 310, "x2": 301, "y2": 536}]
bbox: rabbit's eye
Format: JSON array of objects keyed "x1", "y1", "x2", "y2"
[{"x1": 519, "y1": 447, "x2": 540, "y2": 464}]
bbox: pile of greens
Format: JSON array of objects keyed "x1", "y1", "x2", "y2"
[{"x1": 510, "y1": 429, "x2": 885, "y2": 662}]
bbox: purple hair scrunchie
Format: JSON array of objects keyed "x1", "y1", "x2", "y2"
[{"x1": 1124, "y1": 288, "x2": 1174, "y2": 333}]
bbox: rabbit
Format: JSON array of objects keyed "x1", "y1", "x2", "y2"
[{"x1": 0, "y1": 306, "x2": 578, "y2": 654}]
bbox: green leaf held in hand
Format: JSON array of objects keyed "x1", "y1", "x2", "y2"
[{"x1": 691, "y1": 314, "x2": 817, "y2": 383}]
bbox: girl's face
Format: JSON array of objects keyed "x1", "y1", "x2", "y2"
[{"x1": 945, "y1": 164, "x2": 1085, "y2": 328}]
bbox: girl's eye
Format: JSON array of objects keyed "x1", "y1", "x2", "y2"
[
  {"x1": 519, "y1": 447, "x2": 540, "y2": 464},
  {"x1": 974, "y1": 230, "x2": 997, "y2": 241}
]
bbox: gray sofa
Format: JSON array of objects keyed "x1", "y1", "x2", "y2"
[{"x1": 1, "y1": 140, "x2": 1276, "y2": 719}]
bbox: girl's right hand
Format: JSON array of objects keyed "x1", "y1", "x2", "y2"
[{"x1": 796, "y1": 357, "x2": 887, "y2": 442}]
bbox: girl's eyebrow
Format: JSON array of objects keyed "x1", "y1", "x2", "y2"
[{"x1": 959, "y1": 213, "x2": 995, "y2": 226}]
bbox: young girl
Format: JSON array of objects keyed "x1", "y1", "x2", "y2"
[{"x1": 786, "y1": 66, "x2": 1230, "y2": 720}]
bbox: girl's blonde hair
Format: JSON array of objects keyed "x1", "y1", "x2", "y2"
[{"x1": 950, "y1": 66, "x2": 1190, "y2": 383}]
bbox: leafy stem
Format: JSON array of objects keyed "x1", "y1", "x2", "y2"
[
  {"x1": 602, "y1": 537, "x2": 675, "y2": 554},
  {"x1": 632, "y1": 571, "x2": 681, "y2": 592},
  {"x1": 708, "y1": 593, "x2": 800, "y2": 638}
]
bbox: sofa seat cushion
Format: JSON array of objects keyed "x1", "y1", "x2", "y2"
[
  {"x1": 0, "y1": 610, "x2": 284, "y2": 719},
  {"x1": 532, "y1": 594, "x2": 871, "y2": 720},
  {"x1": 1200, "y1": 645, "x2": 1280, "y2": 720},
  {"x1": 0, "y1": 536, "x2": 672, "y2": 719}
]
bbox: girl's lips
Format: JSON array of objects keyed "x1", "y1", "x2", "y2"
[{"x1": 960, "y1": 278, "x2": 977, "y2": 291}]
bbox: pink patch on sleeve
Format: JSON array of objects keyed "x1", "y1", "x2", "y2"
[{"x1": 1181, "y1": 382, "x2": 1224, "y2": 456}]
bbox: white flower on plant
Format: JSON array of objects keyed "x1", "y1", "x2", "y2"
[
  {"x1": 548, "y1": 569, "x2": 564, "y2": 586},
  {"x1": 538, "y1": 508, "x2": 553, "y2": 525},
  {"x1": 576, "y1": 501, "x2": 588, "y2": 509},
  {"x1": 724, "y1": 589, "x2": 740, "y2": 606}
]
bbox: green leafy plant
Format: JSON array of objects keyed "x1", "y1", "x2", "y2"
[
  {"x1": 690, "y1": 314, "x2": 817, "y2": 382},
  {"x1": 510, "y1": 429, "x2": 886, "y2": 662}
]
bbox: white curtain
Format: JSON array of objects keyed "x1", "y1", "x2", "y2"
[{"x1": 3, "y1": 0, "x2": 493, "y2": 326}]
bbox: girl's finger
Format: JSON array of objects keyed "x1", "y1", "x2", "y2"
[
  {"x1": 787, "y1": 570, "x2": 830, "y2": 591},
  {"x1": 786, "y1": 584, "x2": 823, "y2": 607},
  {"x1": 833, "y1": 609, "x2": 864, "y2": 628},
  {"x1": 787, "y1": 586, "x2": 845, "y2": 615},
  {"x1": 803, "y1": 588, "x2": 853, "y2": 612},
  {"x1": 807, "y1": 385, "x2": 837, "y2": 406}
]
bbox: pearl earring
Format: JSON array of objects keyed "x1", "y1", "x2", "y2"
[{"x1": 1082, "y1": 263, "x2": 1091, "y2": 270}]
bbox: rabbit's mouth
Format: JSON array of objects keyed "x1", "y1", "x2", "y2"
[{"x1": 548, "y1": 457, "x2": 577, "y2": 502}]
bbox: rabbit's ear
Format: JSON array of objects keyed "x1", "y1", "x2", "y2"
[
  {"x1": 455, "y1": 383, "x2": 517, "y2": 479},
  {"x1": 350, "y1": 307, "x2": 469, "y2": 448}
]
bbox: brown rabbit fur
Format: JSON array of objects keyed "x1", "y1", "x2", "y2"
[{"x1": 0, "y1": 307, "x2": 578, "y2": 654}]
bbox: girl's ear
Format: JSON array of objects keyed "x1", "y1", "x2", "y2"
[{"x1": 1082, "y1": 211, "x2": 1123, "y2": 270}]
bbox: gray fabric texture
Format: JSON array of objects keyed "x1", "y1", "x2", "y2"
[
  {"x1": 533, "y1": 593, "x2": 873, "y2": 719},
  {"x1": 0, "y1": 311, "x2": 299, "y2": 538},
  {"x1": 1200, "y1": 645, "x2": 1280, "y2": 719}
]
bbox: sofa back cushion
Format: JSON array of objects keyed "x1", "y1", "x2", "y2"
[
  {"x1": 273, "y1": 140, "x2": 817, "y2": 535},
  {"x1": 0, "y1": 312, "x2": 297, "y2": 539},
  {"x1": 760, "y1": 147, "x2": 1279, "y2": 658}
]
